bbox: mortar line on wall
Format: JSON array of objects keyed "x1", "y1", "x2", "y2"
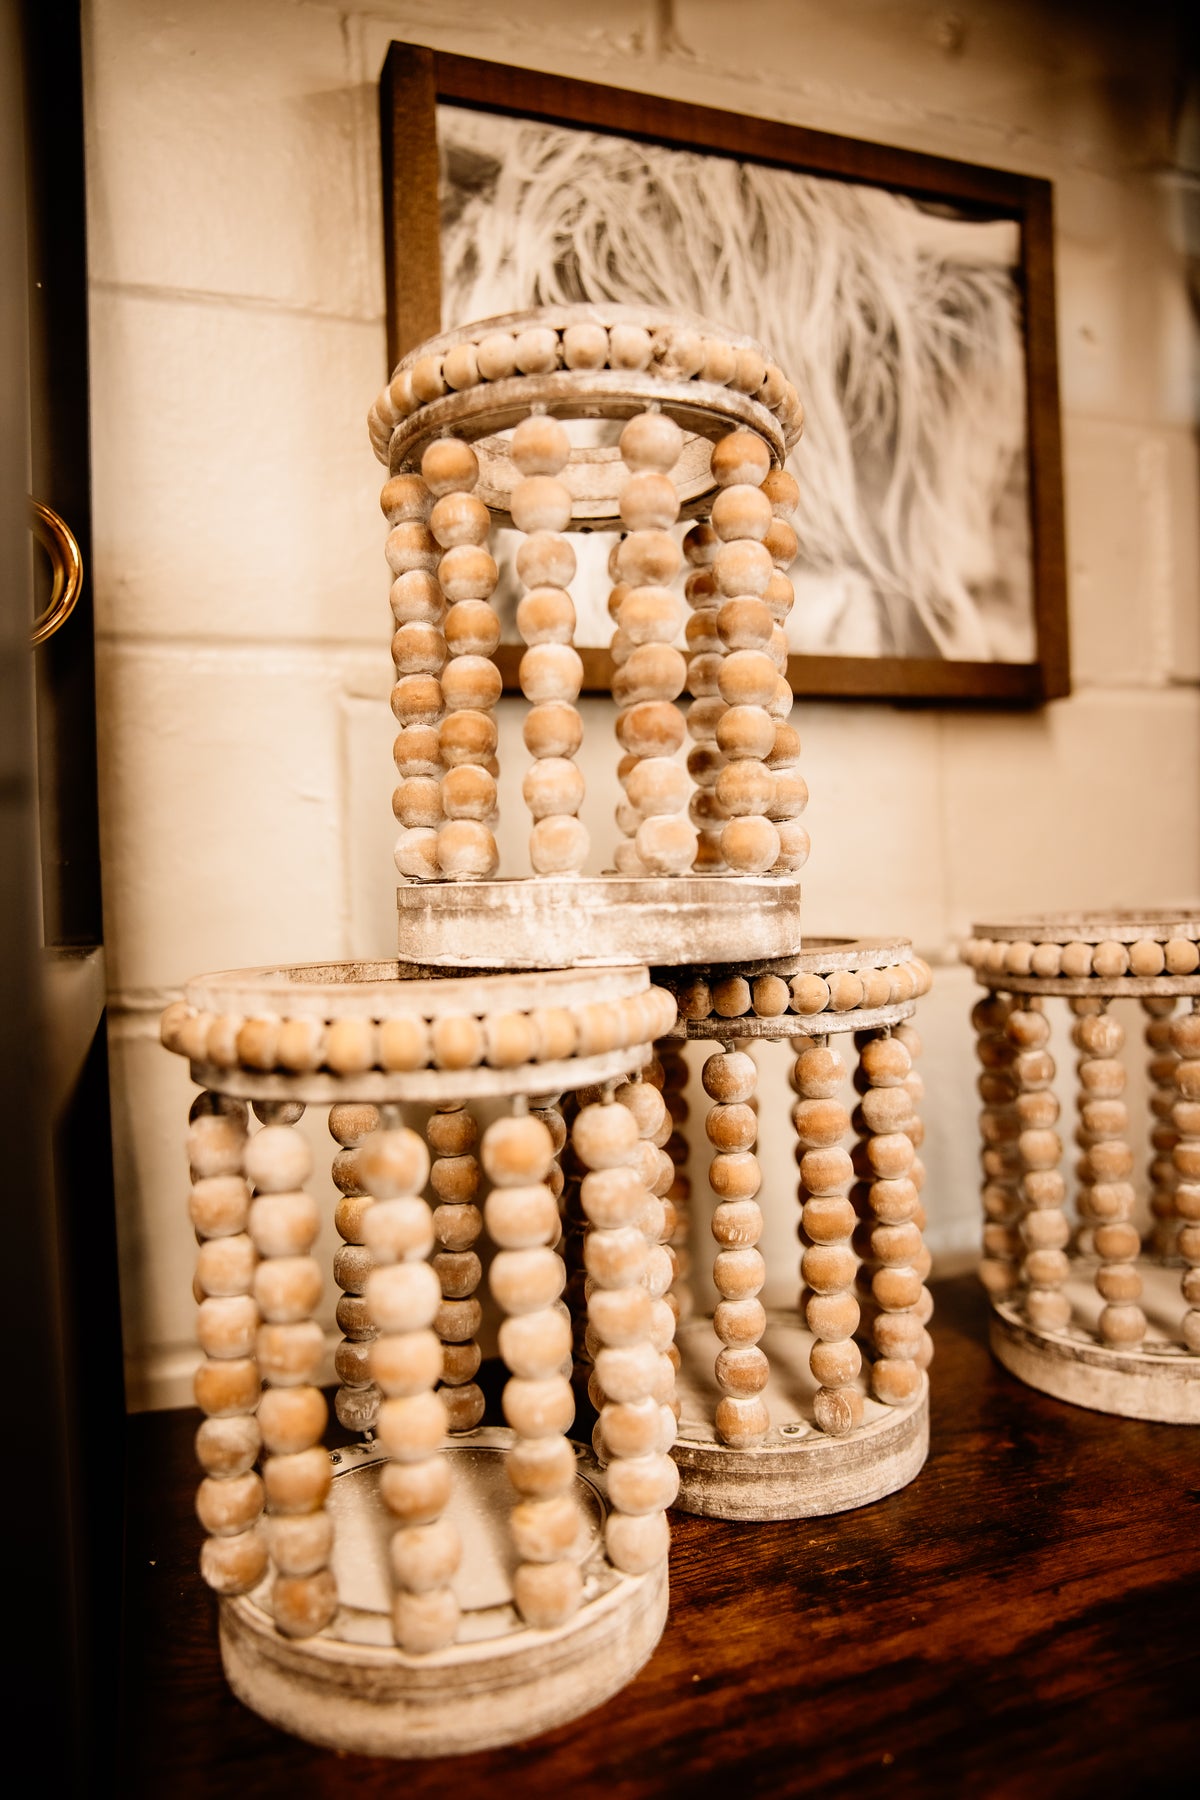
[{"x1": 89, "y1": 275, "x2": 383, "y2": 331}]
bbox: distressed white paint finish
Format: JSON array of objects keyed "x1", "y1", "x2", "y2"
[{"x1": 84, "y1": 0, "x2": 1200, "y2": 1406}]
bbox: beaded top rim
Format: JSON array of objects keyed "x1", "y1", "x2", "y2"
[{"x1": 368, "y1": 304, "x2": 804, "y2": 470}]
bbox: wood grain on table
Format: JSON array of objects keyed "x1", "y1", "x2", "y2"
[{"x1": 118, "y1": 1275, "x2": 1199, "y2": 1798}]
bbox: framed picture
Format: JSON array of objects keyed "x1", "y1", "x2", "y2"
[{"x1": 380, "y1": 43, "x2": 1068, "y2": 705}]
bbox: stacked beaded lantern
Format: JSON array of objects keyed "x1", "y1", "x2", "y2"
[
  {"x1": 654, "y1": 941, "x2": 935, "y2": 1518},
  {"x1": 161, "y1": 962, "x2": 681, "y2": 1755},
  {"x1": 368, "y1": 303, "x2": 808, "y2": 967},
  {"x1": 369, "y1": 305, "x2": 936, "y2": 1522},
  {"x1": 962, "y1": 913, "x2": 1200, "y2": 1424}
]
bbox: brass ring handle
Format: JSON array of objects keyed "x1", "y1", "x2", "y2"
[{"x1": 29, "y1": 498, "x2": 84, "y2": 647}]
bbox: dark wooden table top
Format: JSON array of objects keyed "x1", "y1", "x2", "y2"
[{"x1": 118, "y1": 1275, "x2": 1199, "y2": 1797}]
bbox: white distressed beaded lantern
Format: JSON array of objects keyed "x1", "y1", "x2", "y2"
[
  {"x1": 161, "y1": 961, "x2": 682, "y2": 1756},
  {"x1": 368, "y1": 303, "x2": 807, "y2": 969},
  {"x1": 651, "y1": 940, "x2": 935, "y2": 1517},
  {"x1": 961, "y1": 912, "x2": 1200, "y2": 1424}
]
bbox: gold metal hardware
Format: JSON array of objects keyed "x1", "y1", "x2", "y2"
[{"x1": 29, "y1": 498, "x2": 83, "y2": 647}]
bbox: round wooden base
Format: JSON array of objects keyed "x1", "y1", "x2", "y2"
[
  {"x1": 669, "y1": 1312, "x2": 929, "y2": 1520},
  {"x1": 396, "y1": 875, "x2": 802, "y2": 970},
  {"x1": 990, "y1": 1262, "x2": 1200, "y2": 1425},
  {"x1": 219, "y1": 1432, "x2": 668, "y2": 1757}
]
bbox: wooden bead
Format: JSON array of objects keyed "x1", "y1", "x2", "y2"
[
  {"x1": 619, "y1": 471, "x2": 680, "y2": 532},
  {"x1": 421, "y1": 438, "x2": 478, "y2": 496},
  {"x1": 503, "y1": 1373, "x2": 575, "y2": 1438},
  {"x1": 436, "y1": 819, "x2": 499, "y2": 878},
  {"x1": 712, "y1": 484, "x2": 773, "y2": 543},
  {"x1": 523, "y1": 700, "x2": 585, "y2": 761},
  {"x1": 371, "y1": 1329, "x2": 443, "y2": 1397},
  {"x1": 608, "y1": 323, "x2": 652, "y2": 369},
  {"x1": 711, "y1": 430, "x2": 770, "y2": 488},
  {"x1": 270, "y1": 1569, "x2": 338, "y2": 1640},
  {"x1": 721, "y1": 815, "x2": 780, "y2": 874},
  {"x1": 520, "y1": 642, "x2": 584, "y2": 705},
  {"x1": 512, "y1": 414, "x2": 570, "y2": 475},
  {"x1": 381, "y1": 474, "x2": 432, "y2": 524},
  {"x1": 620, "y1": 411, "x2": 684, "y2": 473},
  {"x1": 429, "y1": 492, "x2": 490, "y2": 551},
  {"x1": 390, "y1": 571, "x2": 444, "y2": 627},
  {"x1": 440, "y1": 654, "x2": 502, "y2": 715},
  {"x1": 607, "y1": 1452, "x2": 679, "y2": 1515},
  {"x1": 386, "y1": 522, "x2": 439, "y2": 577},
  {"x1": 196, "y1": 1470, "x2": 264, "y2": 1537},
  {"x1": 515, "y1": 534, "x2": 576, "y2": 594},
  {"x1": 636, "y1": 814, "x2": 698, "y2": 875},
  {"x1": 872, "y1": 1360, "x2": 922, "y2": 1406},
  {"x1": 713, "y1": 539, "x2": 774, "y2": 600},
  {"x1": 389, "y1": 1519, "x2": 462, "y2": 1593},
  {"x1": 438, "y1": 764, "x2": 494, "y2": 822},
  {"x1": 378, "y1": 1456, "x2": 453, "y2": 1527},
  {"x1": 513, "y1": 1561, "x2": 582, "y2": 1629},
  {"x1": 262, "y1": 1443, "x2": 332, "y2": 1514},
  {"x1": 619, "y1": 584, "x2": 684, "y2": 646},
  {"x1": 490, "y1": 1249, "x2": 565, "y2": 1318},
  {"x1": 200, "y1": 1527, "x2": 268, "y2": 1596},
  {"x1": 762, "y1": 466, "x2": 800, "y2": 516},
  {"x1": 485, "y1": 1183, "x2": 559, "y2": 1251},
  {"x1": 443, "y1": 599, "x2": 502, "y2": 660},
  {"x1": 718, "y1": 649, "x2": 779, "y2": 709},
  {"x1": 517, "y1": 585, "x2": 575, "y2": 645},
  {"x1": 511, "y1": 476, "x2": 573, "y2": 535},
  {"x1": 196, "y1": 1417, "x2": 261, "y2": 1483},
  {"x1": 716, "y1": 760, "x2": 774, "y2": 816},
  {"x1": 605, "y1": 1509, "x2": 669, "y2": 1574},
  {"x1": 562, "y1": 321, "x2": 608, "y2": 368},
  {"x1": 616, "y1": 530, "x2": 681, "y2": 587},
  {"x1": 195, "y1": 1234, "x2": 258, "y2": 1304}
]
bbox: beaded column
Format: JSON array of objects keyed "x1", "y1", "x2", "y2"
[
  {"x1": 709, "y1": 430, "x2": 786, "y2": 878},
  {"x1": 681, "y1": 520, "x2": 727, "y2": 873},
  {"x1": 612, "y1": 408, "x2": 694, "y2": 877},
  {"x1": 1144, "y1": 998, "x2": 1181, "y2": 1257},
  {"x1": 428, "y1": 1104, "x2": 486, "y2": 1433},
  {"x1": 760, "y1": 464, "x2": 808, "y2": 875},
  {"x1": 1000, "y1": 1005, "x2": 1067, "y2": 1334},
  {"x1": 657, "y1": 1036, "x2": 694, "y2": 1325},
  {"x1": 575, "y1": 1096, "x2": 678, "y2": 1578},
  {"x1": 329, "y1": 1103, "x2": 381, "y2": 1434},
  {"x1": 1170, "y1": 1006, "x2": 1200, "y2": 1352},
  {"x1": 244, "y1": 1105, "x2": 338, "y2": 1638},
  {"x1": 615, "y1": 1074, "x2": 680, "y2": 1419},
  {"x1": 856, "y1": 1036, "x2": 924, "y2": 1408},
  {"x1": 972, "y1": 993, "x2": 1025, "y2": 1302},
  {"x1": 895, "y1": 1020, "x2": 935, "y2": 1368},
  {"x1": 427, "y1": 437, "x2": 502, "y2": 881},
  {"x1": 361, "y1": 1121, "x2": 461, "y2": 1654},
  {"x1": 188, "y1": 1093, "x2": 268, "y2": 1598},
  {"x1": 483, "y1": 1109, "x2": 581, "y2": 1629},
  {"x1": 511, "y1": 413, "x2": 589, "y2": 876},
  {"x1": 1070, "y1": 1000, "x2": 1144, "y2": 1347},
  {"x1": 795, "y1": 1039, "x2": 861, "y2": 1436},
  {"x1": 704, "y1": 1045, "x2": 771, "y2": 1447},
  {"x1": 387, "y1": 468, "x2": 446, "y2": 883}
]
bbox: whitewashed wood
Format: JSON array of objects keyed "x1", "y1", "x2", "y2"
[
  {"x1": 187, "y1": 1045, "x2": 653, "y2": 1108},
  {"x1": 990, "y1": 1261, "x2": 1200, "y2": 1425},
  {"x1": 668, "y1": 1311, "x2": 929, "y2": 1519},
  {"x1": 185, "y1": 960, "x2": 651, "y2": 1021},
  {"x1": 395, "y1": 874, "x2": 803, "y2": 969},
  {"x1": 217, "y1": 1433, "x2": 667, "y2": 1757}
]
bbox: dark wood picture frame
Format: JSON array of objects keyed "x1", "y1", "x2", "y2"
[{"x1": 380, "y1": 42, "x2": 1069, "y2": 707}]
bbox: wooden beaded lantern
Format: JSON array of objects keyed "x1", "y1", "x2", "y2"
[
  {"x1": 161, "y1": 960, "x2": 682, "y2": 1756},
  {"x1": 961, "y1": 912, "x2": 1200, "y2": 1424},
  {"x1": 369, "y1": 303, "x2": 808, "y2": 970},
  {"x1": 648, "y1": 939, "x2": 936, "y2": 1519}
]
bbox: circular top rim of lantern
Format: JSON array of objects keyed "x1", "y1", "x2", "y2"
[
  {"x1": 173, "y1": 957, "x2": 655, "y2": 1020},
  {"x1": 654, "y1": 936, "x2": 932, "y2": 1039},
  {"x1": 967, "y1": 909, "x2": 1200, "y2": 946},
  {"x1": 962, "y1": 911, "x2": 1200, "y2": 997},
  {"x1": 161, "y1": 959, "x2": 676, "y2": 1103},
  {"x1": 368, "y1": 305, "x2": 802, "y2": 528}
]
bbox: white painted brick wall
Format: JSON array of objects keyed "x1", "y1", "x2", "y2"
[{"x1": 83, "y1": 0, "x2": 1200, "y2": 1405}]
